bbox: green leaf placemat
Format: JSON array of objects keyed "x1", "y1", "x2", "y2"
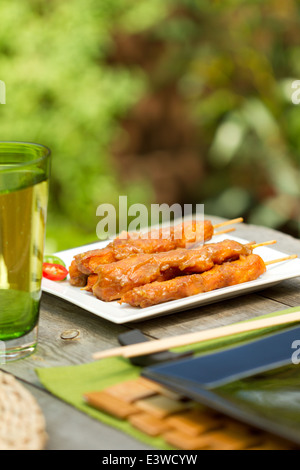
[{"x1": 36, "y1": 306, "x2": 300, "y2": 449}]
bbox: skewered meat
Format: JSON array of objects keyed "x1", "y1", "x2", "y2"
[
  {"x1": 69, "y1": 220, "x2": 213, "y2": 285},
  {"x1": 120, "y1": 254, "x2": 266, "y2": 308},
  {"x1": 92, "y1": 240, "x2": 252, "y2": 301},
  {"x1": 74, "y1": 246, "x2": 116, "y2": 275},
  {"x1": 111, "y1": 220, "x2": 213, "y2": 259},
  {"x1": 69, "y1": 260, "x2": 88, "y2": 287}
]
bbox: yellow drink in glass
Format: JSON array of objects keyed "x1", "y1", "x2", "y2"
[{"x1": 0, "y1": 142, "x2": 50, "y2": 361}]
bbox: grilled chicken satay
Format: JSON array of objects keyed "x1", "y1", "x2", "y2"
[
  {"x1": 111, "y1": 220, "x2": 214, "y2": 259},
  {"x1": 73, "y1": 246, "x2": 116, "y2": 276},
  {"x1": 69, "y1": 246, "x2": 116, "y2": 286},
  {"x1": 69, "y1": 220, "x2": 214, "y2": 286},
  {"x1": 69, "y1": 260, "x2": 89, "y2": 287},
  {"x1": 83, "y1": 269, "x2": 179, "y2": 293},
  {"x1": 120, "y1": 254, "x2": 266, "y2": 308},
  {"x1": 92, "y1": 240, "x2": 252, "y2": 301}
]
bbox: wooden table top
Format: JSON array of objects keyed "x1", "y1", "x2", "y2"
[{"x1": 1, "y1": 217, "x2": 300, "y2": 450}]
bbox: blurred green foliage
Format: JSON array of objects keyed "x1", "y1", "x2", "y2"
[{"x1": 0, "y1": 0, "x2": 299, "y2": 251}]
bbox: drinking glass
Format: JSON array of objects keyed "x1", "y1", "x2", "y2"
[{"x1": 0, "y1": 142, "x2": 51, "y2": 362}]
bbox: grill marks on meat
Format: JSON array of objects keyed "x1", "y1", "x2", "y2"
[{"x1": 119, "y1": 254, "x2": 266, "y2": 308}]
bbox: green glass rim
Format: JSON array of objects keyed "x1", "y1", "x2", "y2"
[{"x1": 0, "y1": 141, "x2": 51, "y2": 171}]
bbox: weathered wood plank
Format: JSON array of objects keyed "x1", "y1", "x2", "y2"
[
  {"x1": 259, "y1": 278, "x2": 300, "y2": 307},
  {"x1": 1, "y1": 293, "x2": 134, "y2": 385},
  {"x1": 131, "y1": 294, "x2": 291, "y2": 338}
]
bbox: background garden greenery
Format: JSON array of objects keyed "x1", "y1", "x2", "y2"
[{"x1": 0, "y1": 0, "x2": 299, "y2": 251}]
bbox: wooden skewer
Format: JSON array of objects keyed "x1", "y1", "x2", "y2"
[
  {"x1": 251, "y1": 240, "x2": 277, "y2": 249},
  {"x1": 92, "y1": 310, "x2": 300, "y2": 360},
  {"x1": 191, "y1": 227, "x2": 236, "y2": 248},
  {"x1": 265, "y1": 254, "x2": 297, "y2": 266},
  {"x1": 213, "y1": 227, "x2": 236, "y2": 236},
  {"x1": 213, "y1": 217, "x2": 244, "y2": 229}
]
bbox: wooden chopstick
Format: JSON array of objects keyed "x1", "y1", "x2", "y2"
[{"x1": 92, "y1": 310, "x2": 300, "y2": 360}]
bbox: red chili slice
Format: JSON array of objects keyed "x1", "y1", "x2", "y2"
[{"x1": 43, "y1": 263, "x2": 68, "y2": 281}]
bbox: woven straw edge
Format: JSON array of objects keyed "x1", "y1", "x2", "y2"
[{"x1": 0, "y1": 371, "x2": 47, "y2": 450}]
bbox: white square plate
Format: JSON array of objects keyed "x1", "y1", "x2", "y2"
[{"x1": 42, "y1": 234, "x2": 300, "y2": 324}]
